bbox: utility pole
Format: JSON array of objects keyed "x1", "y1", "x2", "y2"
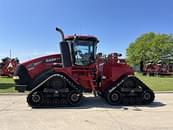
[{"x1": 10, "y1": 49, "x2": 11, "y2": 58}]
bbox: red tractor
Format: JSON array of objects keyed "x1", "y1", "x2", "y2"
[
  {"x1": 0, "y1": 57, "x2": 19, "y2": 77},
  {"x1": 13, "y1": 28, "x2": 155, "y2": 107},
  {"x1": 143, "y1": 62, "x2": 171, "y2": 76}
]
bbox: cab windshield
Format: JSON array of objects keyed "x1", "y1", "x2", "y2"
[{"x1": 73, "y1": 41, "x2": 96, "y2": 66}]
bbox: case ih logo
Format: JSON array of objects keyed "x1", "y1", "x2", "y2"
[{"x1": 45, "y1": 57, "x2": 61, "y2": 63}]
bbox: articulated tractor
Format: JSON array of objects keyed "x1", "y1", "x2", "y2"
[{"x1": 13, "y1": 28, "x2": 155, "y2": 107}]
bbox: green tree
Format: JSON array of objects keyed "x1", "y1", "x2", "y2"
[{"x1": 126, "y1": 32, "x2": 173, "y2": 66}]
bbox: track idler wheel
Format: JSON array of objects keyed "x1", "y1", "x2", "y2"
[
  {"x1": 142, "y1": 90, "x2": 155, "y2": 104},
  {"x1": 27, "y1": 91, "x2": 44, "y2": 107},
  {"x1": 106, "y1": 90, "x2": 122, "y2": 105},
  {"x1": 67, "y1": 90, "x2": 82, "y2": 106}
]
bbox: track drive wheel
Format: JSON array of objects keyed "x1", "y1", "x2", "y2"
[
  {"x1": 123, "y1": 78, "x2": 135, "y2": 88},
  {"x1": 27, "y1": 91, "x2": 43, "y2": 107},
  {"x1": 47, "y1": 76, "x2": 66, "y2": 90},
  {"x1": 67, "y1": 90, "x2": 82, "y2": 106},
  {"x1": 142, "y1": 90, "x2": 155, "y2": 104},
  {"x1": 106, "y1": 90, "x2": 122, "y2": 105}
]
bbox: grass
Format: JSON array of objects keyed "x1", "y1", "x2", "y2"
[
  {"x1": 0, "y1": 76, "x2": 16, "y2": 93},
  {"x1": 0, "y1": 73, "x2": 173, "y2": 93},
  {"x1": 135, "y1": 73, "x2": 173, "y2": 91}
]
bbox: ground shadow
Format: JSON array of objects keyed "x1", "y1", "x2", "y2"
[
  {"x1": 0, "y1": 83, "x2": 14, "y2": 89},
  {"x1": 139, "y1": 101, "x2": 166, "y2": 108},
  {"x1": 34, "y1": 96, "x2": 166, "y2": 110}
]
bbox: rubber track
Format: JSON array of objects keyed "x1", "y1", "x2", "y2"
[
  {"x1": 27, "y1": 74, "x2": 82, "y2": 108},
  {"x1": 106, "y1": 76, "x2": 155, "y2": 105}
]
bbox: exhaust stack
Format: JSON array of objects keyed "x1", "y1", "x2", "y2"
[{"x1": 56, "y1": 27, "x2": 65, "y2": 41}]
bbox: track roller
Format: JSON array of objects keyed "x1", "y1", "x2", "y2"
[
  {"x1": 67, "y1": 90, "x2": 82, "y2": 106},
  {"x1": 105, "y1": 90, "x2": 122, "y2": 105}
]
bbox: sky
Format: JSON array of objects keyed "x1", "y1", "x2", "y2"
[{"x1": 0, "y1": 0, "x2": 173, "y2": 62}]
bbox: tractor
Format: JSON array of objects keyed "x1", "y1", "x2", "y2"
[
  {"x1": 0, "y1": 57, "x2": 19, "y2": 77},
  {"x1": 13, "y1": 27, "x2": 155, "y2": 107}
]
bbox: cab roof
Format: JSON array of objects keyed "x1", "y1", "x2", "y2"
[{"x1": 64, "y1": 35, "x2": 99, "y2": 43}]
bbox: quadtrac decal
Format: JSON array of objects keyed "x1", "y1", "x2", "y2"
[{"x1": 26, "y1": 60, "x2": 43, "y2": 71}]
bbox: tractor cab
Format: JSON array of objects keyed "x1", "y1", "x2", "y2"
[
  {"x1": 66, "y1": 36, "x2": 98, "y2": 66},
  {"x1": 56, "y1": 28, "x2": 99, "y2": 67},
  {"x1": 72, "y1": 38, "x2": 96, "y2": 66}
]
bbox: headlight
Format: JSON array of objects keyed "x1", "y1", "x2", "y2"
[{"x1": 13, "y1": 76, "x2": 20, "y2": 80}]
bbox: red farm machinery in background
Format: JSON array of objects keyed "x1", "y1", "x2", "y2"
[
  {"x1": 143, "y1": 61, "x2": 173, "y2": 76},
  {"x1": 0, "y1": 57, "x2": 19, "y2": 77},
  {"x1": 13, "y1": 27, "x2": 155, "y2": 107}
]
